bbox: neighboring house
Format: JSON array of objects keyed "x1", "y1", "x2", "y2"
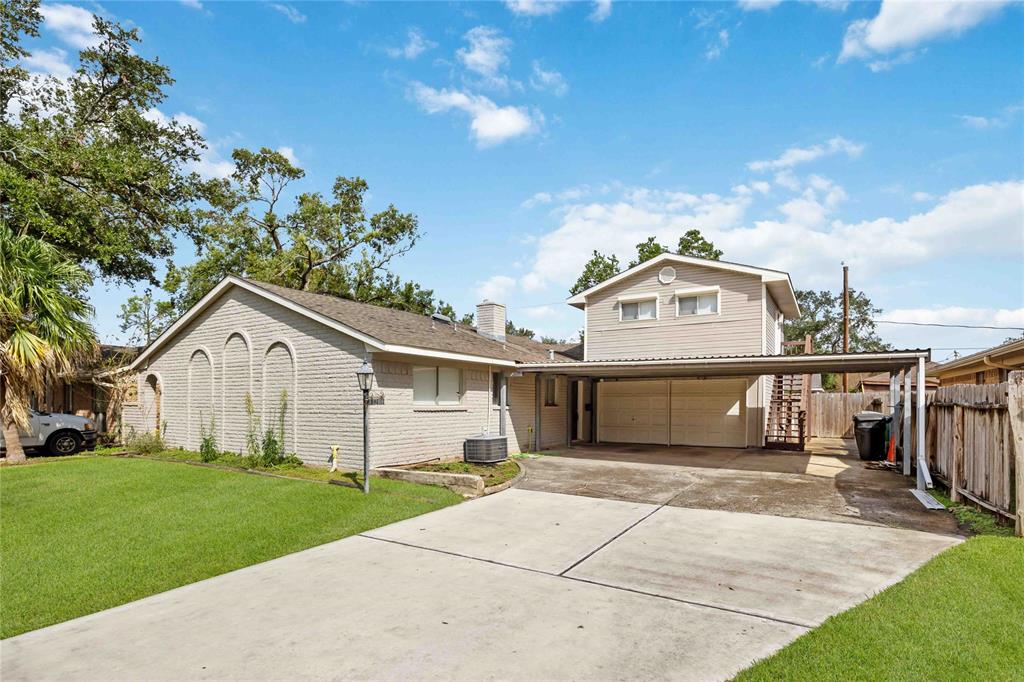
[
  {"x1": 857, "y1": 362, "x2": 940, "y2": 395},
  {"x1": 122, "y1": 255, "x2": 929, "y2": 467},
  {"x1": 932, "y1": 338, "x2": 1024, "y2": 386},
  {"x1": 33, "y1": 345, "x2": 139, "y2": 434}
]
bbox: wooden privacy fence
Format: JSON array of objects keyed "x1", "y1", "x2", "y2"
[
  {"x1": 924, "y1": 383, "x2": 1018, "y2": 525},
  {"x1": 807, "y1": 377, "x2": 1023, "y2": 535},
  {"x1": 808, "y1": 392, "x2": 889, "y2": 438}
]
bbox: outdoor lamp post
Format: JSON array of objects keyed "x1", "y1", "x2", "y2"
[{"x1": 355, "y1": 360, "x2": 374, "y2": 494}]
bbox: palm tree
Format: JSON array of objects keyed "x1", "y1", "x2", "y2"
[{"x1": 1, "y1": 226, "x2": 96, "y2": 464}]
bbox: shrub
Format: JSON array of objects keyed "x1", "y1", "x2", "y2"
[
  {"x1": 126, "y1": 428, "x2": 166, "y2": 455},
  {"x1": 199, "y1": 416, "x2": 218, "y2": 463},
  {"x1": 243, "y1": 391, "x2": 289, "y2": 468}
]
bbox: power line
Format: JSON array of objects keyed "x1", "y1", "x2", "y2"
[{"x1": 873, "y1": 319, "x2": 1024, "y2": 331}]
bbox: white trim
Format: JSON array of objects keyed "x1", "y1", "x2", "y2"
[
  {"x1": 187, "y1": 346, "x2": 215, "y2": 448},
  {"x1": 658, "y1": 266, "x2": 677, "y2": 285},
  {"x1": 519, "y1": 350, "x2": 930, "y2": 371},
  {"x1": 139, "y1": 370, "x2": 163, "y2": 434},
  {"x1": 262, "y1": 339, "x2": 299, "y2": 456},
  {"x1": 673, "y1": 285, "x2": 719, "y2": 298},
  {"x1": 761, "y1": 283, "x2": 768, "y2": 356},
  {"x1": 674, "y1": 287, "x2": 720, "y2": 318},
  {"x1": 382, "y1": 344, "x2": 516, "y2": 367},
  {"x1": 128, "y1": 277, "x2": 520, "y2": 373},
  {"x1": 617, "y1": 292, "x2": 660, "y2": 304},
  {"x1": 566, "y1": 253, "x2": 796, "y2": 308},
  {"x1": 618, "y1": 296, "x2": 660, "y2": 322},
  {"x1": 221, "y1": 331, "x2": 253, "y2": 448}
]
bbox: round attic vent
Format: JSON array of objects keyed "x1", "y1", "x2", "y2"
[{"x1": 658, "y1": 266, "x2": 677, "y2": 284}]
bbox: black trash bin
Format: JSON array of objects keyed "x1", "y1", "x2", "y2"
[{"x1": 852, "y1": 411, "x2": 891, "y2": 461}]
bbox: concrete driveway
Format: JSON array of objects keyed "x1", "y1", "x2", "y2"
[
  {"x1": 2, "y1": 486, "x2": 959, "y2": 681},
  {"x1": 520, "y1": 439, "x2": 960, "y2": 535}
]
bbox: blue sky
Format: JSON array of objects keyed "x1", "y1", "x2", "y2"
[{"x1": 25, "y1": 0, "x2": 1024, "y2": 360}]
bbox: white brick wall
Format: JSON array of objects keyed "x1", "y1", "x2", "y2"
[
  {"x1": 124, "y1": 287, "x2": 366, "y2": 468},
  {"x1": 121, "y1": 286, "x2": 566, "y2": 469}
]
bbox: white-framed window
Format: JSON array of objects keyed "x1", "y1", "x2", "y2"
[
  {"x1": 413, "y1": 366, "x2": 463, "y2": 405},
  {"x1": 676, "y1": 287, "x2": 720, "y2": 317},
  {"x1": 543, "y1": 376, "x2": 558, "y2": 406},
  {"x1": 619, "y1": 297, "x2": 658, "y2": 321}
]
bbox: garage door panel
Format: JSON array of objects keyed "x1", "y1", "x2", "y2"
[
  {"x1": 670, "y1": 379, "x2": 746, "y2": 448},
  {"x1": 598, "y1": 381, "x2": 668, "y2": 444}
]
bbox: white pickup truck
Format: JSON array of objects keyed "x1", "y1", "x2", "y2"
[{"x1": 0, "y1": 410, "x2": 99, "y2": 457}]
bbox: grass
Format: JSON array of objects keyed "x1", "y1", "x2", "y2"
[
  {"x1": 927, "y1": 486, "x2": 1015, "y2": 537},
  {"x1": 412, "y1": 459, "x2": 520, "y2": 486},
  {"x1": 737, "y1": 536, "x2": 1024, "y2": 681},
  {"x1": 0, "y1": 456, "x2": 461, "y2": 639}
]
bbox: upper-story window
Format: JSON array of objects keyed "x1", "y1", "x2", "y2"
[
  {"x1": 676, "y1": 286, "x2": 720, "y2": 317},
  {"x1": 618, "y1": 294, "x2": 658, "y2": 321}
]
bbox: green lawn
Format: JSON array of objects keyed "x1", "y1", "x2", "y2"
[
  {"x1": 0, "y1": 457, "x2": 460, "y2": 639},
  {"x1": 737, "y1": 536, "x2": 1024, "y2": 681}
]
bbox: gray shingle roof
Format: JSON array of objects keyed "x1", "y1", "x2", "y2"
[{"x1": 244, "y1": 279, "x2": 568, "y2": 364}]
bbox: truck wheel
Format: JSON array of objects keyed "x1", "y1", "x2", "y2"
[{"x1": 47, "y1": 431, "x2": 82, "y2": 456}]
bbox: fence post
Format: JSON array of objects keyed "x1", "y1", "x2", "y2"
[
  {"x1": 952, "y1": 405, "x2": 963, "y2": 503},
  {"x1": 1008, "y1": 371, "x2": 1023, "y2": 537}
]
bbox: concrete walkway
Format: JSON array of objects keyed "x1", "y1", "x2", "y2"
[{"x1": 2, "y1": 488, "x2": 959, "y2": 681}]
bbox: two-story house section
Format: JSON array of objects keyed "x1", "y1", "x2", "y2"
[{"x1": 563, "y1": 253, "x2": 799, "y2": 448}]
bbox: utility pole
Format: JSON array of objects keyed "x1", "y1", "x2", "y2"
[{"x1": 842, "y1": 263, "x2": 850, "y2": 392}]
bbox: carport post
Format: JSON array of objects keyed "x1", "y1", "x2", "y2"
[
  {"x1": 499, "y1": 373, "x2": 507, "y2": 437},
  {"x1": 534, "y1": 373, "x2": 542, "y2": 452},
  {"x1": 902, "y1": 369, "x2": 911, "y2": 476},
  {"x1": 916, "y1": 357, "x2": 929, "y2": 490}
]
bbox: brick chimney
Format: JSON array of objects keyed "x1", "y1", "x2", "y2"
[{"x1": 476, "y1": 300, "x2": 506, "y2": 342}]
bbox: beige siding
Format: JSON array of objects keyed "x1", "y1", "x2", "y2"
[
  {"x1": 585, "y1": 263, "x2": 765, "y2": 361},
  {"x1": 123, "y1": 287, "x2": 367, "y2": 469}
]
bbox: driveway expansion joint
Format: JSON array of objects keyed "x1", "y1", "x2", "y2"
[{"x1": 359, "y1": 520, "x2": 816, "y2": 631}]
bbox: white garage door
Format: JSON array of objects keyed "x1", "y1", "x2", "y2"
[
  {"x1": 597, "y1": 380, "x2": 669, "y2": 444},
  {"x1": 670, "y1": 379, "x2": 747, "y2": 448}
]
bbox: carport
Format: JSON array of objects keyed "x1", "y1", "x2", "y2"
[{"x1": 518, "y1": 350, "x2": 933, "y2": 491}]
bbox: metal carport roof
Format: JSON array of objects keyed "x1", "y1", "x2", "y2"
[{"x1": 516, "y1": 350, "x2": 931, "y2": 378}]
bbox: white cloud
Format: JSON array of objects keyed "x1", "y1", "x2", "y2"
[
  {"x1": 179, "y1": 0, "x2": 205, "y2": 10},
  {"x1": 277, "y1": 146, "x2": 300, "y2": 166},
  {"x1": 504, "y1": 0, "x2": 565, "y2": 17},
  {"x1": 386, "y1": 28, "x2": 437, "y2": 60},
  {"x1": 476, "y1": 275, "x2": 517, "y2": 302},
  {"x1": 457, "y1": 26, "x2": 515, "y2": 91},
  {"x1": 408, "y1": 82, "x2": 540, "y2": 148},
  {"x1": 529, "y1": 61, "x2": 568, "y2": 96},
  {"x1": 958, "y1": 105, "x2": 1022, "y2": 129},
  {"x1": 145, "y1": 109, "x2": 234, "y2": 179},
  {"x1": 840, "y1": 0, "x2": 1009, "y2": 63},
  {"x1": 748, "y1": 136, "x2": 864, "y2": 172},
  {"x1": 39, "y1": 3, "x2": 100, "y2": 49},
  {"x1": 590, "y1": 0, "x2": 612, "y2": 23},
  {"x1": 867, "y1": 49, "x2": 923, "y2": 72},
  {"x1": 738, "y1": 0, "x2": 782, "y2": 10},
  {"x1": 515, "y1": 179, "x2": 1023, "y2": 298},
  {"x1": 270, "y1": 3, "x2": 307, "y2": 24},
  {"x1": 751, "y1": 181, "x2": 772, "y2": 195},
  {"x1": 522, "y1": 192, "x2": 553, "y2": 209},
  {"x1": 23, "y1": 48, "x2": 73, "y2": 78},
  {"x1": 705, "y1": 29, "x2": 730, "y2": 60},
  {"x1": 911, "y1": 191, "x2": 934, "y2": 202}
]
